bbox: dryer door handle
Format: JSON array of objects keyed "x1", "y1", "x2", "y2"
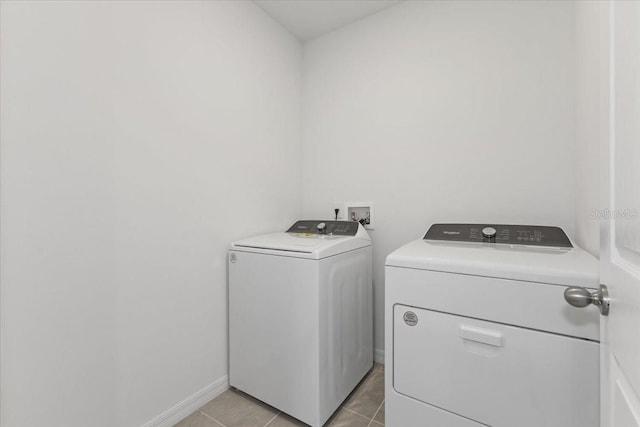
[{"x1": 459, "y1": 325, "x2": 504, "y2": 347}]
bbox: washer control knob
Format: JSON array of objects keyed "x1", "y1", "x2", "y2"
[
  {"x1": 317, "y1": 222, "x2": 327, "y2": 233},
  {"x1": 482, "y1": 227, "x2": 497, "y2": 239}
]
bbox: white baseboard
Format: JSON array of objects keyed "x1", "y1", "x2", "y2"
[
  {"x1": 143, "y1": 350, "x2": 382, "y2": 426},
  {"x1": 142, "y1": 375, "x2": 229, "y2": 427},
  {"x1": 374, "y1": 348, "x2": 385, "y2": 364}
]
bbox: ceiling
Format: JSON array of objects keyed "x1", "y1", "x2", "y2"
[{"x1": 254, "y1": 0, "x2": 402, "y2": 41}]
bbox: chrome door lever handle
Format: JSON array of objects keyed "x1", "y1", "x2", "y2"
[{"x1": 564, "y1": 284, "x2": 610, "y2": 316}]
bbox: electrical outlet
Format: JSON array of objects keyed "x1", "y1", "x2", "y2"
[{"x1": 344, "y1": 202, "x2": 374, "y2": 230}]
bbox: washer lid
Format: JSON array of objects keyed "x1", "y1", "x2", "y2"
[
  {"x1": 385, "y1": 238, "x2": 599, "y2": 287},
  {"x1": 231, "y1": 221, "x2": 371, "y2": 260}
]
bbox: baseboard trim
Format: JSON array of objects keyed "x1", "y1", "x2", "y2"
[
  {"x1": 142, "y1": 375, "x2": 229, "y2": 427},
  {"x1": 144, "y1": 350, "x2": 382, "y2": 426},
  {"x1": 374, "y1": 348, "x2": 385, "y2": 364}
]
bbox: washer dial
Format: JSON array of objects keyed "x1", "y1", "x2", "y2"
[{"x1": 482, "y1": 227, "x2": 497, "y2": 239}]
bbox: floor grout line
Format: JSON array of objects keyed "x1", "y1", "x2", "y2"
[
  {"x1": 368, "y1": 399, "x2": 384, "y2": 426},
  {"x1": 340, "y1": 405, "x2": 376, "y2": 421},
  {"x1": 263, "y1": 411, "x2": 281, "y2": 427},
  {"x1": 199, "y1": 410, "x2": 227, "y2": 427}
]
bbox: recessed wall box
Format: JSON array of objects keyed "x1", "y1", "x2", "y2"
[{"x1": 345, "y1": 202, "x2": 374, "y2": 230}]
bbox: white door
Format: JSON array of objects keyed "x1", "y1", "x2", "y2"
[{"x1": 601, "y1": 1, "x2": 640, "y2": 426}]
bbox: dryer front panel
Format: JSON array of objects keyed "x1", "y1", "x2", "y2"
[
  {"x1": 385, "y1": 266, "x2": 600, "y2": 341},
  {"x1": 393, "y1": 304, "x2": 599, "y2": 427}
]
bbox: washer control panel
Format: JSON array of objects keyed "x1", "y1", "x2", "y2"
[
  {"x1": 286, "y1": 220, "x2": 359, "y2": 236},
  {"x1": 424, "y1": 223, "x2": 573, "y2": 248}
]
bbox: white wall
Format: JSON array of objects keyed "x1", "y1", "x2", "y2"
[
  {"x1": 302, "y1": 0, "x2": 578, "y2": 354},
  {"x1": 1, "y1": 0, "x2": 601, "y2": 424},
  {"x1": 574, "y1": 0, "x2": 604, "y2": 257},
  {"x1": 0, "y1": 2, "x2": 301, "y2": 426}
]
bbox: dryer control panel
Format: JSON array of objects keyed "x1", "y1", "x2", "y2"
[
  {"x1": 424, "y1": 223, "x2": 573, "y2": 248},
  {"x1": 287, "y1": 220, "x2": 359, "y2": 236}
]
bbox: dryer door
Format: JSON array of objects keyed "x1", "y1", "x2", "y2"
[{"x1": 393, "y1": 304, "x2": 599, "y2": 427}]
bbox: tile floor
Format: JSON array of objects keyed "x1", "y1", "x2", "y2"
[{"x1": 175, "y1": 363, "x2": 385, "y2": 427}]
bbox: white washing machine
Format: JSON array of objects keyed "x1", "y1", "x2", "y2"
[
  {"x1": 229, "y1": 220, "x2": 373, "y2": 427},
  {"x1": 385, "y1": 223, "x2": 601, "y2": 427}
]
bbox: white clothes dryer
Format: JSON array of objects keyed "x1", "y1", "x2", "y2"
[
  {"x1": 229, "y1": 220, "x2": 373, "y2": 427},
  {"x1": 385, "y1": 223, "x2": 600, "y2": 427}
]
